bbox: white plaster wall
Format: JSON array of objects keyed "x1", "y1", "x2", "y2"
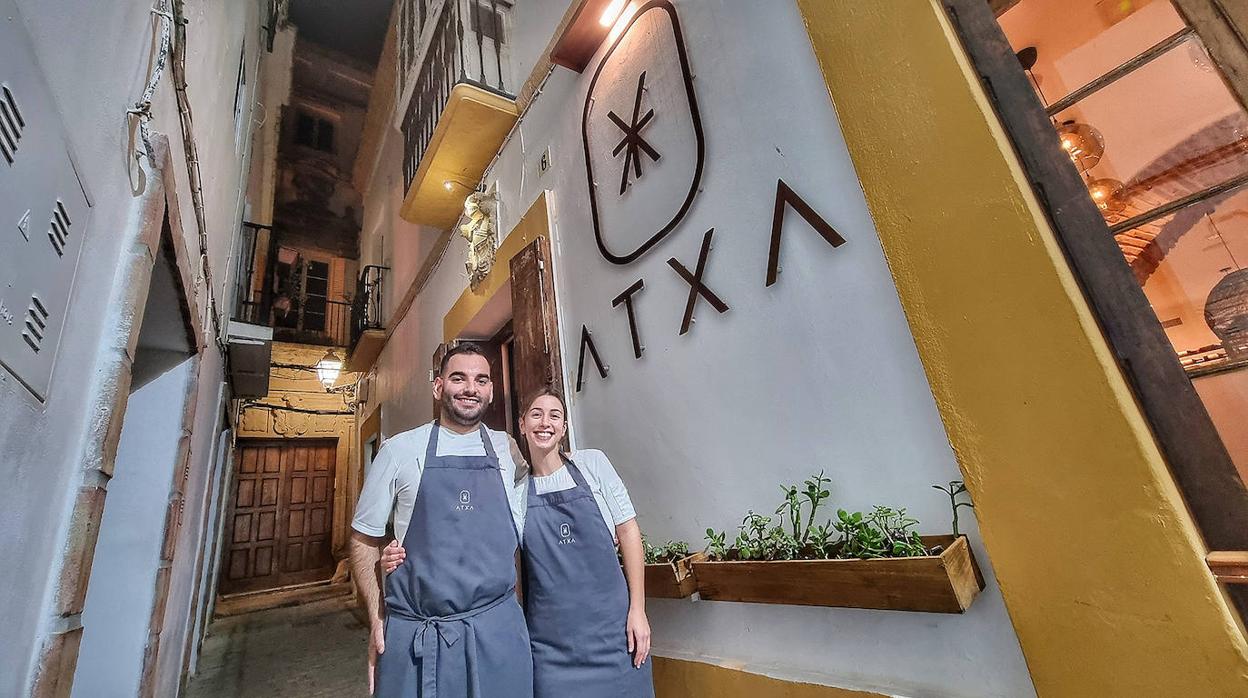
[
  {"x1": 245, "y1": 24, "x2": 296, "y2": 226},
  {"x1": 154, "y1": 361, "x2": 228, "y2": 698},
  {"x1": 0, "y1": 1, "x2": 263, "y2": 693},
  {"x1": 73, "y1": 360, "x2": 193, "y2": 698},
  {"x1": 361, "y1": 1, "x2": 1036, "y2": 696}
]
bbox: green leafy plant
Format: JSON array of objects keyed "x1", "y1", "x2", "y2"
[
  {"x1": 764, "y1": 525, "x2": 801, "y2": 561},
  {"x1": 932, "y1": 480, "x2": 974, "y2": 537},
  {"x1": 734, "y1": 511, "x2": 773, "y2": 560},
  {"x1": 643, "y1": 537, "x2": 691, "y2": 565},
  {"x1": 701, "y1": 472, "x2": 933, "y2": 562},
  {"x1": 774, "y1": 470, "x2": 832, "y2": 547},
  {"x1": 870, "y1": 505, "x2": 928, "y2": 557},
  {"x1": 833, "y1": 506, "x2": 927, "y2": 559},
  {"x1": 808, "y1": 521, "x2": 836, "y2": 558},
  {"x1": 834, "y1": 508, "x2": 887, "y2": 558},
  {"x1": 704, "y1": 528, "x2": 728, "y2": 560}
]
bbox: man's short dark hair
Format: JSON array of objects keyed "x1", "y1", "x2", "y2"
[{"x1": 440, "y1": 341, "x2": 488, "y2": 377}]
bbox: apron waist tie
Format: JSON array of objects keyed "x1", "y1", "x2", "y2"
[{"x1": 390, "y1": 588, "x2": 515, "y2": 698}]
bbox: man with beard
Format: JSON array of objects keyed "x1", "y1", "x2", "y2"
[{"x1": 349, "y1": 342, "x2": 533, "y2": 697}]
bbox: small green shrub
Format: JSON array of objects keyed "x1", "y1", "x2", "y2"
[
  {"x1": 702, "y1": 472, "x2": 933, "y2": 561},
  {"x1": 642, "y1": 536, "x2": 692, "y2": 565}
]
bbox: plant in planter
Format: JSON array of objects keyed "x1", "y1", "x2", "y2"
[
  {"x1": 636, "y1": 536, "x2": 702, "y2": 599},
  {"x1": 643, "y1": 537, "x2": 690, "y2": 565},
  {"x1": 693, "y1": 472, "x2": 986, "y2": 612},
  {"x1": 932, "y1": 480, "x2": 974, "y2": 537},
  {"x1": 834, "y1": 506, "x2": 928, "y2": 559}
]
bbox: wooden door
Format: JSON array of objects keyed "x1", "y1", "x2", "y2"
[
  {"x1": 475, "y1": 339, "x2": 509, "y2": 433},
  {"x1": 220, "y1": 439, "x2": 337, "y2": 595},
  {"x1": 509, "y1": 236, "x2": 568, "y2": 451}
]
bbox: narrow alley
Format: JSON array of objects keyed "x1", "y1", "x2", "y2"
[
  {"x1": 6, "y1": 0, "x2": 1248, "y2": 697},
  {"x1": 187, "y1": 597, "x2": 368, "y2": 698}
]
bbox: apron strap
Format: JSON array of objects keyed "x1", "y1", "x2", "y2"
[
  {"x1": 426, "y1": 421, "x2": 441, "y2": 462},
  {"x1": 428, "y1": 422, "x2": 498, "y2": 466},
  {"x1": 478, "y1": 424, "x2": 497, "y2": 461},
  {"x1": 402, "y1": 588, "x2": 515, "y2": 698},
  {"x1": 563, "y1": 456, "x2": 592, "y2": 491},
  {"x1": 526, "y1": 455, "x2": 594, "y2": 507}
]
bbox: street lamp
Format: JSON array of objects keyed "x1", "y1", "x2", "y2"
[{"x1": 316, "y1": 349, "x2": 343, "y2": 390}]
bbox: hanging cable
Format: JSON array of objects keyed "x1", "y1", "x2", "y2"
[
  {"x1": 127, "y1": 2, "x2": 175, "y2": 166},
  {"x1": 240, "y1": 402, "x2": 356, "y2": 417},
  {"x1": 169, "y1": 0, "x2": 227, "y2": 350},
  {"x1": 127, "y1": 0, "x2": 227, "y2": 350}
]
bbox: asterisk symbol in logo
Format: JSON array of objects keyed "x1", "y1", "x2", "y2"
[{"x1": 608, "y1": 71, "x2": 661, "y2": 195}]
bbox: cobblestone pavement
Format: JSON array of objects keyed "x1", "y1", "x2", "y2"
[{"x1": 186, "y1": 596, "x2": 370, "y2": 698}]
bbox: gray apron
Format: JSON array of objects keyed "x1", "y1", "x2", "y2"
[
  {"x1": 377, "y1": 423, "x2": 532, "y2": 698},
  {"x1": 522, "y1": 457, "x2": 654, "y2": 698}
]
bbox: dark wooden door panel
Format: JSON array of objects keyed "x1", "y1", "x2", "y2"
[
  {"x1": 220, "y1": 439, "x2": 337, "y2": 594},
  {"x1": 474, "y1": 339, "x2": 509, "y2": 432},
  {"x1": 510, "y1": 236, "x2": 568, "y2": 452}
]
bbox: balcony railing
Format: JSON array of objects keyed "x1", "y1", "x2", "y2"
[
  {"x1": 351, "y1": 265, "x2": 388, "y2": 348},
  {"x1": 232, "y1": 222, "x2": 353, "y2": 348},
  {"x1": 401, "y1": 0, "x2": 513, "y2": 190}
]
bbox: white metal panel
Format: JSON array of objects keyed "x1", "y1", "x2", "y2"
[{"x1": 0, "y1": 0, "x2": 93, "y2": 401}]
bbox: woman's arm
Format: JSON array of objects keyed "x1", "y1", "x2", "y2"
[{"x1": 616, "y1": 517, "x2": 651, "y2": 668}]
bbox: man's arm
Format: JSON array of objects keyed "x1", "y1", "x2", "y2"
[
  {"x1": 351, "y1": 530, "x2": 388, "y2": 694},
  {"x1": 350, "y1": 530, "x2": 386, "y2": 625}
]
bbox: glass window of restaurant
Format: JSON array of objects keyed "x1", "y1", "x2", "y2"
[
  {"x1": 944, "y1": 0, "x2": 1248, "y2": 602},
  {"x1": 993, "y1": 0, "x2": 1248, "y2": 481}
]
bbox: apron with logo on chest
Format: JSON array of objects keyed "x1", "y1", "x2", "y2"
[
  {"x1": 522, "y1": 457, "x2": 654, "y2": 698},
  {"x1": 376, "y1": 423, "x2": 532, "y2": 698}
]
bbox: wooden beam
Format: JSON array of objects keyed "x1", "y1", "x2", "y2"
[{"x1": 1208, "y1": 551, "x2": 1248, "y2": 583}]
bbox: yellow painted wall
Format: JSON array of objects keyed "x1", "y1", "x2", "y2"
[
  {"x1": 653, "y1": 658, "x2": 882, "y2": 698},
  {"x1": 236, "y1": 342, "x2": 360, "y2": 562},
  {"x1": 796, "y1": 1, "x2": 1248, "y2": 694},
  {"x1": 443, "y1": 192, "x2": 551, "y2": 342}
]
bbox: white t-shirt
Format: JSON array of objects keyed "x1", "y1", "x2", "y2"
[
  {"x1": 526, "y1": 449, "x2": 637, "y2": 543},
  {"x1": 351, "y1": 422, "x2": 527, "y2": 545}
]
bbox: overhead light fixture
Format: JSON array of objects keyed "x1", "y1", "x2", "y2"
[
  {"x1": 1057, "y1": 121, "x2": 1105, "y2": 173},
  {"x1": 1087, "y1": 178, "x2": 1125, "y2": 214},
  {"x1": 316, "y1": 349, "x2": 343, "y2": 390},
  {"x1": 443, "y1": 180, "x2": 455, "y2": 191},
  {"x1": 599, "y1": 0, "x2": 627, "y2": 27},
  {"x1": 551, "y1": 0, "x2": 627, "y2": 73}
]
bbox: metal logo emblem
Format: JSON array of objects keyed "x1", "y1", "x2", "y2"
[{"x1": 581, "y1": 0, "x2": 704, "y2": 266}]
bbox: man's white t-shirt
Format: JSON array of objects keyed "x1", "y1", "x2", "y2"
[
  {"x1": 526, "y1": 449, "x2": 637, "y2": 543},
  {"x1": 351, "y1": 422, "x2": 527, "y2": 545}
]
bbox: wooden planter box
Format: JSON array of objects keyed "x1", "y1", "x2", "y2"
[
  {"x1": 644, "y1": 552, "x2": 705, "y2": 599},
  {"x1": 692, "y1": 535, "x2": 985, "y2": 613}
]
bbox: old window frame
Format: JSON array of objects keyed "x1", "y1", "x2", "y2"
[{"x1": 941, "y1": 0, "x2": 1248, "y2": 616}]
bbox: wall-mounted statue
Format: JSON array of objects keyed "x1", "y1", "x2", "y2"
[{"x1": 460, "y1": 192, "x2": 498, "y2": 290}]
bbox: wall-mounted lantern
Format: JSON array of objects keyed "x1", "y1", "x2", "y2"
[{"x1": 316, "y1": 349, "x2": 343, "y2": 389}]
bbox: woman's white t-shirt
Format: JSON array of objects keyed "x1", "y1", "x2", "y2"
[{"x1": 526, "y1": 449, "x2": 637, "y2": 543}]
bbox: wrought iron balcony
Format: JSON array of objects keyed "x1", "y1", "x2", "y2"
[
  {"x1": 231, "y1": 221, "x2": 353, "y2": 349},
  {"x1": 395, "y1": 0, "x2": 518, "y2": 227},
  {"x1": 347, "y1": 265, "x2": 389, "y2": 372}
]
